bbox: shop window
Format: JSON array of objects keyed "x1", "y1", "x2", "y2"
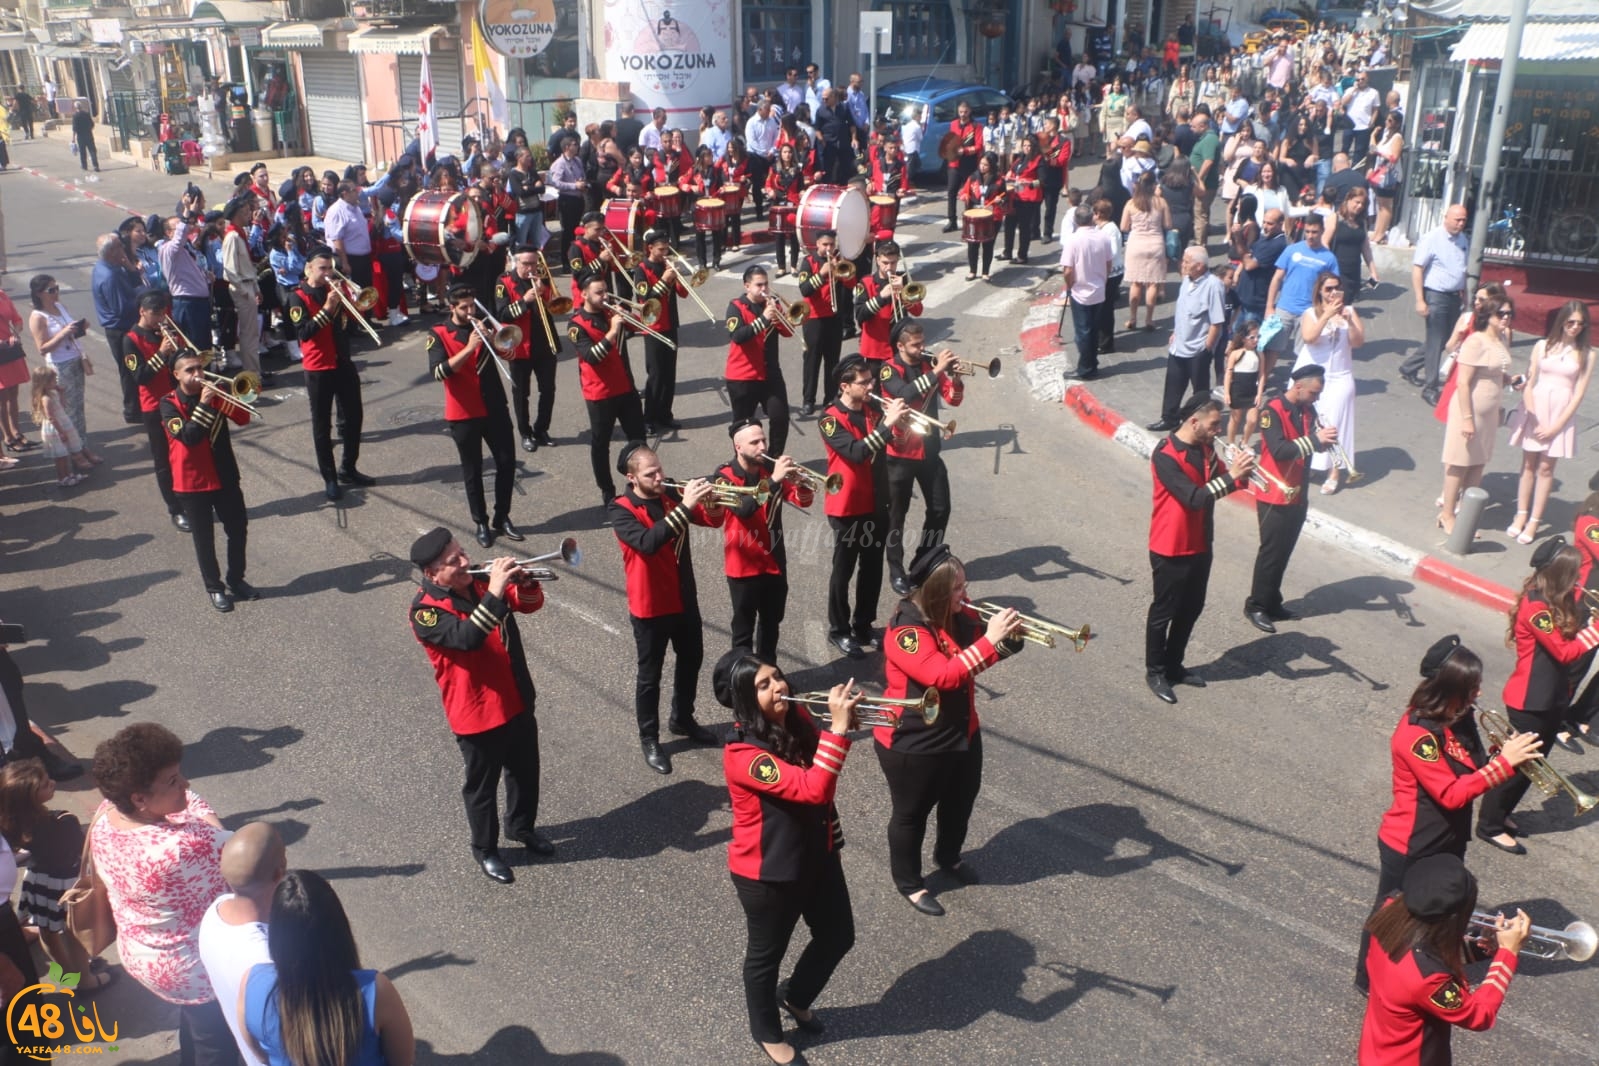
[
  {"x1": 743, "y1": 2, "x2": 810, "y2": 83},
  {"x1": 876, "y1": 1, "x2": 957, "y2": 67}
]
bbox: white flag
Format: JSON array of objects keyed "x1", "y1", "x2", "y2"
[{"x1": 417, "y1": 51, "x2": 437, "y2": 166}]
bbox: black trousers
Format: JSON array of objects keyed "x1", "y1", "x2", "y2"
[
  {"x1": 749, "y1": 155, "x2": 772, "y2": 213},
  {"x1": 455, "y1": 711, "x2": 540, "y2": 859},
  {"x1": 1160, "y1": 354, "x2": 1211, "y2": 425},
  {"x1": 1100, "y1": 273, "x2": 1123, "y2": 346},
  {"x1": 345, "y1": 253, "x2": 375, "y2": 293},
  {"x1": 1246, "y1": 500, "x2": 1307, "y2": 616},
  {"x1": 1477, "y1": 706, "x2": 1560, "y2": 836},
  {"x1": 585, "y1": 392, "x2": 647, "y2": 500},
  {"x1": 885, "y1": 455, "x2": 951, "y2": 583},
  {"x1": 305, "y1": 361, "x2": 363, "y2": 482},
  {"x1": 1003, "y1": 200, "x2": 1040, "y2": 260},
  {"x1": 801, "y1": 315, "x2": 843, "y2": 406},
  {"x1": 76, "y1": 135, "x2": 98, "y2": 171},
  {"x1": 630, "y1": 610, "x2": 705, "y2": 739},
  {"x1": 1146, "y1": 550, "x2": 1211, "y2": 675},
  {"x1": 212, "y1": 280, "x2": 237, "y2": 350},
  {"x1": 729, "y1": 572, "x2": 788, "y2": 662},
  {"x1": 695, "y1": 229, "x2": 724, "y2": 269},
  {"x1": 945, "y1": 158, "x2": 977, "y2": 225},
  {"x1": 774, "y1": 232, "x2": 801, "y2": 272},
  {"x1": 141, "y1": 409, "x2": 181, "y2": 516},
  {"x1": 510, "y1": 353, "x2": 557, "y2": 439},
  {"x1": 732, "y1": 853, "x2": 855, "y2": 1044},
  {"x1": 558, "y1": 194, "x2": 585, "y2": 264},
  {"x1": 828, "y1": 513, "x2": 887, "y2": 640},
  {"x1": 875, "y1": 732, "x2": 984, "y2": 894},
  {"x1": 107, "y1": 328, "x2": 138, "y2": 420},
  {"x1": 447, "y1": 411, "x2": 516, "y2": 526},
  {"x1": 643, "y1": 330, "x2": 679, "y2": 426},
  {"x1": 1041, "y1": 176, "x2": 1065, "y2": 238},
  {"x1": 178, "y1": 485, "x2": 248, "y2": 595},
  {"x1": 177, "y1": 996, "x2": 239, "y2": 1066},
  {"x1": 727, "y1": 373, "x2": 790, "y2": 456},
  {"x1": 0, "y1": 648, "x2": 56, "y2": 767},
  {"x1": 966, "y1": 239, "x2": 996, "y2": 276}
]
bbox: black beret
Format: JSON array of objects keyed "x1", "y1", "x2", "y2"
[
  {"x1": 306, "y1": 245, "x2": 334, "y2": 262},
  {"x1": 409, "y1": 526, "x2": 453, "y2": 569},
  {"x1": 643, "y1": 228, "x2": 671, "y2": 246},
  {"x1": 1401, "y1": 853, "x2": 1475, "y2": 922},
  {"x1": 581, "y1": 211, "x2": 605, "y2": 225},
  {"x1": 835, "y1": 354, "x2": 869, "y2": 382},
  {"x1": 616, "y1": 440, "x2": 649, "y2": 477},
  {"x1": 203, "y1": 209, "x2": 224, "y2": 224},
  {"x1": 711, "y1": 647, "x2": 743, "y2": 708},
  {"x1": 1531, "y1": 535, "x2": 1567, "y2": 570},
  {"x1": 889, "y1": 318, "x2": 921, "y2": 347},
  {"x1": 223, "y1": 197, "x2": 252, "y2": 219},
  {"x1": 905, "y1": 543, "x2": 953, "y2": 591},
  {"x1": 1418, "y1": 635, "x2": 1462, "y2": 679},
  {"x1": 728, "y1": 417, "x2": 761, "y2": 439},
  {"x1": 1290, "y1": 363, "x2": 1326, "y2": 381}
]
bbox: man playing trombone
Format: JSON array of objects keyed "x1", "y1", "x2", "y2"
[
  {"x1": 796, "y1": 230, "x2": 845, "y2": 418},
  {"x1": 568, "y1": 273, "x2": 647, "y2": 519},
  {"x1": 725, "y1": 266, "x2": 792, "y2": 456},
  {"x1": 124, "y1": 290, "x2": 188, "y2": 531},
  {"x1": 881, "y1": 322, "x2": 962, "y2": 595},
  {"x1": 286, "y1": 247, "x2": 376, "y2": 502},
  {"x1": 428, "y1": 283, "x2": 524, "y2": 549},
  {"x1": 632, "y1": 230, "x2": 683, "y2": 434},
  {"x1": 853, "y1": 240, "x2": 923, "y2": 362},
  {"x1": 496, "y1": 245, "x2": 563, "y2": 453},
  {"x1": 1245, "y1": 364, "x2": 1337, "y2": 634}
]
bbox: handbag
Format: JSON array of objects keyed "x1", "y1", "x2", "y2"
[
  {"x1": 1164, "y1": 228, "x2": 1182, "y2": 262},
  {"x1": 60, "y1": 808, "x2": 116, "y2": 957}
]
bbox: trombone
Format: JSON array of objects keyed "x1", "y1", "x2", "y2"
[
  {"x1": 523, "y1": 254, "x2": 572, "y2": 354},
  {"x1": 663, "y1": 247, "x2": 718, "y2": 323},
  {"x1": 1214, "y1": 440, "x2": 1292, "y2": 501},
  {"x1": 465, "y1": 537, "x2": 582, "y2": 581},
  {"x1": 784, "y1": 687, "x2": 940, "y2": 730},
  {"x1": 602, "y1": 294, "x2": 676, "y2": 349},
  {"x1": 963, "y1": 599, "x2": 1091, "y2": 651},
  {"x1": 325, "y1": 270, "x2": 382, "y2": 345},
  {"x1": 953, "y1": 356, "x2": 1002, "y2": 379},
  {"x1": 891, "y1": 263, "x2": 926, "y2": 316},
  {"x1": 763, "y1": 296, "x2": 808, "y2": 338},
  {"x1": 1478, "y1": 706, "x2": 1599, "y2": 815},
  {"x1": 1312, "y1": 412, "x2": 1362, "y2": 483},
  {"x1": 867, "y1": 391, "x2": 955, "y2": 439},
  {"x1": 465, "y1": 312, "x2": 517, "y2": 388},
  {"x1": 663, "y1": 477, "x2": 771, "y2": 507},
  {"x1": 1466, "y1": 910, "x2": 1596, "y2": 962},
  {"x1": 158, "y1": 315, "x2": 215, "y2": 360},
  {"x1": 200, "y1": 370, "x2": 265, "y2": 418},
  {"x1": 825, "y1": 253, "x2": 856, "y2": 314},
  {"x1": 473, "y1": 299, "x2": 525, "y2": 353},
  {"x1": 760, "y1": 453, "x2": 842, "y2": 496},
  {"x1": 597, "y1": 230, "x2": 641, "y2": 293}
]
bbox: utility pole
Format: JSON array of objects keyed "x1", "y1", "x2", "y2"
[{"x1": 1464, "y1": 0, "x2": 1530, "y2": 295}]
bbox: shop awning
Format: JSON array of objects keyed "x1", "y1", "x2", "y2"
[
  {"x1": 33, "y1": 44, "x2": 124, "y2": 60},
  {"x1": 261, "y1": 21, "x2": 329, "y2": 48},
  {"x1": 189, "y1": 0, "x2": 271, "y2": 25},
  {"x1": 0, "y1": 33, "x2": 27, "y2": 51},
  {"x1": 347, "y1": 25, "x2": 447, "y2": 56},
  {"x1": 1451, "y1": 20, "x2": 1599, "y2": 62}
]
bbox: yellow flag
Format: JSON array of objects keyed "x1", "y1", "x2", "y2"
[{"x1": 472, "y1": 19, "x2": 508, "y2": 129}]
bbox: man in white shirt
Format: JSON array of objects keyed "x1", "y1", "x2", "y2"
[
  {"x1": 777, "y1": 67, "x2": 804, "y2": 116},
  {"x1": 198, "y1": 823, "x2": 285, "y2": 1066},
  {"x1": 803, "y1": 62, "x2": 831, "y2": 115},
  {"x1": 1123, "y1": 104, "x2": 1152, "y2": 146},
  {"x1": 900, "y1": 107, "x2": 925, "y2": 160},
  {"x1": 704, "y1": 110, "x2": 732, "y2": 161},
  {"x1": 1341, "y1": 69, "x2": 1381, "y2": 163},
  {"x1": 745, "y1": 99, "x2": 780, "y2": 213},
  {"x1": 1059, "y1": 205, "x2": 1115, "y2": 381},
  {"x1": 640, "y1": 107, "x2": 668, "y2": 156}
]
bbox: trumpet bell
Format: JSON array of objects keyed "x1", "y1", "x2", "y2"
[
  {"x1": 547, "y1": 296, "x2": 574, "y2": 315},
  {"x1": 689, "y1": 267, "x2": 711, "y2": 287},
  {"x1": 823, "y1": 472, "x2": 843, "y2": 495},
  {"x1": 231, "y1": 371, "x2": 261, "y2": 405},
  {"x1": 834, "y1": 260, "x2": 857, "y2": 281},
  {"x1": 902, "y1": 283, "x2": 927, "y2": 303},
  {"x1": 493, "y1": 325, "x2": 525, "y2": 352},
  {"x1": 352, "y1": 287, "x2": 380, "y2": 312},
  {"x1": 786, "y1": 301, "x2": 810, "y2": 323}
]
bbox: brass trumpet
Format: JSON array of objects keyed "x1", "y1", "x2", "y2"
[
  {"x1": 1478, "y1": 705, "x2": 1598, "y2": 815},
  {"x1": 759, "y1": 453, "x2": 843, "y2": 496},
  {"x1": 663, "y1": 477, "x2": 772, "y2": 507},
  {"x1": 867, "y1": 391, "x2": 955, "y2": 439},
  {"x1": 1466, "y1": 910, "x2": 1596, "y2": 962},
  {"x1": 963, "y1": 599, "x2": 1090, "y2": 651},
  {"x1": 201, "y1": 370, "x2": 264, "y2": 418},
  {"x1": 601, "y1": 295, "x2": 676, "y2": 350},
  {"x1": 953, "y1": 356, "x2": 1002, "y2": 379},
  {"x1": 465, "y1": 537, "x2": 582, "y2": 580},
  {"x1": 784, "y1": 687, "x2": 941, "y2": 730},
  {"x1": 1312, "y1": 412, "x2": 1362, "y2": 483},
  {"x1": 892, "y1": 264, "x2": 926, "y2": 314},
  {"x1": 1214, "y1": 440, "x2": 1293, "y2": 501},
  {"x1": 762, "y1": 296, "x2": 808, "y2": 338}
]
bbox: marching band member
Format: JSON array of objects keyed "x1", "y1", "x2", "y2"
[
  {"x1": 869, "y1": 140, "x2": 913, "y2": 243},
  {"x1": 496, "y1": 245, "x2": 561, "y2": 453},
  {"x1": 161, "y1": 348, "x2": 256, "y2": 612},
  {"x1": 286, "y1": 247, "x2": 375, "y2": 502},
  {"x1": 1001, "y1": 134, "x2": 1043, "y2": 265},
  {"x1": 123, "y1": 289, "x2": 186, "y2": 529},
  {"x1": 840, "y1": 176, "x2": 876, "y2": 338},
  {"x1": 725, "y1": 266, "x2": 792, "y2": 457},
  {"x1": 1145, "y1": 398, "x2": 1254, "y2": 704},
  {"x1": 796, "y1": 230, "x2": 844, "y2": 417},
  {"x1": 683, "y1": 146, "x2": 723, "y2": 271},
  {"x1": 716, "y1": 137, "x2": 752, "y2": 254},
  {"x1": 1038, "y1": 116, "x2": 1073, "y2": 241},
  {"x1": 722, "y1": 656, "x2": 861, "y2": 1066},
  {"x1": 1476, "y1": 539, "x2": 1599, "y2": 853},
  {"x1": 880, "y1": 544, "x2": 1023, "y2": 915},
  {"x1": 1560, "y1": 493, "x2": 1599, "y2": 745},
  {"x1": 568, "y1": 273, "x2": 647, "y2": 515},
  {"x1": 1359, "y1": 854, "x2": 1530, "y2": 1064},
  {"x1": 942, "y1": 101, "x2": 984, "y2": 234},
  {"x1": 765, "y1": 144, "x2": 805, "y2": 277},
  {"x1": 1244, "y1": 364, "x2": 1336, "y2": 633},
  {"x1": 854, "y1": 240, "x2": 923, "y2": 362},
  {"x1": 716, "y1": 418, "x2": 814, "y2": 662},
  {"x1": 881, "y1": 322, "x2": 961, "y2": 595},
  {"x1": 631, "y1": 229, "x2": 684, "y2": 433},
  {"x1": 652, "y1": 130, "x2": 693, "y2": 248},
  {"x1": 408, "y1": 527, "x2": 552, "y2": 886},
  {"x1": 610, "y1": 443, "x2": 725, "y2": 775},
  {"x1": 821, "y1": 356, "x2": 908, "y2": 658},
  {"x1": 568, "y1": 212, "x2": 611, "y2": 304},
  {"x1": 428, "y1": 283, "x2": 522, "y2": 549},
  {"x1": 959, "y1": 153, "x2": 1006, "y2": 281}
]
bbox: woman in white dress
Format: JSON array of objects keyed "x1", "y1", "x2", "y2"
[{"x1": 1295, "y1": 270, "x2": 1364, "y2": 494}]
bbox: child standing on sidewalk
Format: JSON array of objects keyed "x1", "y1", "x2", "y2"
[{"x1": 29, "y1": 364, "x2": 96, "y2": 486}]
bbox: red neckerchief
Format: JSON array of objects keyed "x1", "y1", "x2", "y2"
[{"x1": 226, "y1": 223, "x2": 245, "y2": 240}]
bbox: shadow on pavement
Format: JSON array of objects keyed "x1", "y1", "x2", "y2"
[
  {"x1": 386, "y1": 950, "x2": 473, "y2": 983},
  {"x1": 260, "y1": 556, "x2": 413, "y2": 598},
  {"x1": 1289, "y1": 574, "x2": 1424, "y2": 626},
  {"x1": 534, "y1": 779, "x2": 729, "y2": 864},
  {"x1": 415, "y1": 1026, "x2": 624, "y2": 1065},
  {"x1": 1198, "y1": 631, "x2": 1390, "y2": 691},
  {"x1": 186, "y1": 724, "x2": 304, "y2": 780},
  {"x1": 963, "y1": 544, "x2": 1135, "y2": 587}
]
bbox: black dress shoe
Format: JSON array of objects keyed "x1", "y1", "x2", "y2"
[
  {"x1": 1267, "y1": 606, "x2": 1298, "y2": 621},
  {"x1": 1063, "y1": 368, "x2": 1098, "y2": 381},
  {"x1": 1421, "y1": 388, "x2": 1441, "y2": 407},
  {"x1": 338, "y1": 467, "x2": 377, "y2": 486},
  {"x1": 171, "y1": 512, "x2": 191, "y2": 532},
  {"x1": 1245, "y1": 608, "x2": 1277, "y2": 634},
  {"x1": 801, "y1": 403, "x2": 816, "y2": 418},
  {"x1": 324, "y1": 479, "x2": 343, "y2": 501},
  {"x1": 890, "y1": 575, "x2": 911, "y2": 595},
  {"x1": 515, "y1": 832, "x2": 556, "y2": 856},
  {"x1": 940, "y1": 862, "x2": 980, "y2": 885},
  {"x1": 1146, "y1": 672, "x2": 1177, "y2": 704},
  {"x1": 209, "y1": 591, "x2": 234, "y2": 613},
  {"x1": 534, "y1": 432, "x2": 556, "y2": 447},
  {"x1": 1170, "y1": 669, "x2": 1206, "y2": 688},
  {"x1": 941, "y1": 223, "x2": 959, "y2": 233},
  {"x1": 1146, "y1": 419, "x2": 1179, "y2": 432},
  {"x1": 1553, "y1": 732, "x2": 1583, "y2": 755},
  {"x1": 778, "y1": 986, "x2": 825, "y2": 1034},
  {"x1": 641, "y1": 739, "x2": 673, "y2": 774},
  {"x1": 905, "y1": 892, "x2": 945, "y2": 916},
  {"x1": 493, "y1": 520, "x2": 525, "y2": 542},
  {"x1": 1475, "y1": 828, "x2": 1526, "y2": 855},
  {"x1": 227, "y1": 580, "x2": 261, "y2": 601},
  {"x1": 832, "y1": 635, "x2": 865, "y2": 659},
  {"x1": 853, "y1": 631, "x2": 879, "y2": 652},
  {"x1": 662, "y1": 418, "x2": 682, "y2": 430},
  {"x1": 645, "y1": 423, "x2": 658, "y2": 436},
  {"x1": 478, "y1": 853, "x2": 515, "y2": 884},
  {"x1": 475, "y1": 522, "x2": 494, "y2": 548},
  {"x1": 669, "y1": 719, "x2": 719, "y2": 745},
  {"x1": 523, "y1": 435, "x2": 537, "y2": 453}
]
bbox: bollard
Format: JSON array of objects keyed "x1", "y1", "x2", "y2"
[{"x1": 1446, "y1": 487, "x2": 1490, "y2": 555}]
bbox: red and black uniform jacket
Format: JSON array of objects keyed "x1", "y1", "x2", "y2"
[
  {"x1": 947, "y1": 119, "x2": 983, "y2": 169},
  {"x1": 652, "y1": 147, "x2": 693, "y2": 190},
  {"x1": 1358, "y1": 900, "x2": 1518, "y2": 1065},
  {"x1": 285, "y1": 283, "x2": 350, "y2": 372},
  {"x1": 1257, "y1": 395, "x2": 1320, "y2": 504},
  {"x1": 725, "y1": 296, "x2": 780, "y2": 382},
  {"x1": 681, "y1": 165, "x2": 718, "y2": 198},
  {"x1": 568, "y1": 234, "x2": 608, "y2": 303},
  {"x1": 1575, "y1": 514, "x2": 1599, "y2": 591},
  {"x1": 1039, "y1": 131, "x2": 1073, "y2": 181},
  {"x1": 819, "y1": 402, "x2": 891, "y2": 518},
  {"x1": 160, "y1": 386, "x2": 249, "y2": 493},
  {"x1": 567, "y1": 306, "x2": 637, "y2": 402},
  {"x1": 871, "y1": 153, "x2": 912, "y2": 197},
  {"x1": 607, "y1": 164, "x2": 656, "y2": 199},
  {"x1": 715, "y1": 157, "x2": 751, "y2": 196},
  {"x1": 1149, "y1": 435, "x2": 1241, "y2": 557},
  {"x1": 610, "y1": 488, "x2": 725, "y2": 618},
  {"x1": 496, "y1": 271, "x2": 561, "y2": 361},
  {"x1": 725, "y1": 730, "x2": 849, "y2": 882},
  {"x1": 765, "y1": 164, "x2": 805, "y2": 208},
  {"x1": 1502, "y1": 590, "x2": 1599, "y2": 712},
  {"x1": 853, "y1": 272, "x2": 923, "y2": 362},
  {"x1": 125, "y1": 324, "x2": 175, "y2": 413},
  {"x1": 410, "y1": 576, "x2": 542, "y2": 736},
  {"x1": 715, "y1": 458, "x2": 813, "y2": 578},
  {"x1": 631, "y1": 258, "x2": 682, "y2": 336},
  {"x1": 960, "y1": 176, "x2": 1007, "y2": 213},
  {"x1": 1377, "y1": 710, "x2": 1512, "y2": 859},
  {"x1": 880, "y1": 353, "x2": 961, "y2": 462},
  {"x1": 1009, "y1": 153, "x2": 1044, "y2": 204},
  {"x1": 428, "y1": 320, "x2": 506, "y2": 421},
  {"x1": 881, "y1": 600, "x2": 1022, "y2": 754},
  {"x1": 795, "y1": 253, "x2": 839, "y2": 320}
]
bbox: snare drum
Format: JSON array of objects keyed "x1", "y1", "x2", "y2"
[
  {"x1": 603, "y1": 198, "x2": 643, "y2": 253},
  {"x1": 693, "y1": 198, "x2": 728, "y2": 234},
  {"x1": 768, "y1": 204, "x2": 798, "y2": 236},
  {"x1": 654, "y1": 184, "x2": 684, "y2": 217},
  {"x1": 797, "y1": 184, "x2": 870, "y2": 259},
  {"x1": 403, "y1": 190, "x2": 484, "y2": 268},
  {"x1": 869, "y1": 194, "x2": 900, "y2": 239},
  {"x1": 961, "y1": 207, "x2": 998, "y2": 244},
  {"x1": 719, "y1": 182, "x2": 747, "y2": 213}
]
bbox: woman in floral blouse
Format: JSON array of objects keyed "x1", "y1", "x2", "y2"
[{"x1": 91, "y1": 723, "x2": 233, "y2": 1063}]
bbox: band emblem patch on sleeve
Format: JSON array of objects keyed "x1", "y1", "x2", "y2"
[
  {"x1": 568, "y1": 326, "x2": 582, "y2": 344},
  {"x1": 1411, "y1": 734, "x2": 1440, "y2": 763},
  {"x1": 1587, "y1": 524, "x2": 1599, "y2": 544},
  {"x1": 1430, "y1": 980, "x2": 1464, "y2": 1011},
  {"x1": 880, "y1": 364, "x2": 894, "y2": 381},
  {"x1": 819, "y1": 415, "x2": 838, "y2": 437},
  {"x1": 896, "y1": 629, "x2": 920, "y2": 655},
  {"x1": 496, "y1": 284, "x2": 507, "y2": 300},
  {"x1": 1533, "y1": 610, "x2": 1555, "y2": 634},
  {"x1": 289, "y1": 305, "x2": 304, "y2": 323},
  {"x1": 726, "y1": 316, "x2": 740, "y2": 333},
  {"x1": 413, "y1": 608, "x2": 438, "y2": 628},
  {"x1": 166, "y1": 417, "x2": 183, "y2": 437},
  {"x1": 124, "y1": 354, "x2": 138, "y2": 371},
  {"x1": 1260, "y1": 410, "x2": 1273, "y2": 429},
  {"x1": 748, "y1": 753, "x2": 781, "y2": 785}
]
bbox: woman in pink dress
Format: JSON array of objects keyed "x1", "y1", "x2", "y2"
[{"x1": 1507, "y1": 301, "x2": 1593, "y2": 544}]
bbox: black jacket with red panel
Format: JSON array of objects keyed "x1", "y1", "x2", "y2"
[
  {"x1": 568, "y1": 235, "x2": 608, "y2": 303},
  {"x1": 714, "y1": 457, "x2": 813, "y2": 578},
  {"x1": 725, "y1": 296, "x2": 780, "y2": 382},
  {"x1": 609, "y1": 488, "x2": 725, "y2": 619},
  {"x1": 819, "y1": 402, "x2": 891, "y2": 519},
  {"x1": 945, "y1": 118, "x2": 983, "y2": 168},
  {"x1": 725, "y1": 729, "x2": 849, "y2": 882},
  {"x1": 410, "y1": 576, "x2": 542, "y2": 737},
  {"x1": 125, "y1": 323, "x2": 175, "y2": 413},
  {"x1": 567, "y1": 306, "x2": 637, "y2": 402},
  {"x1": 1575, "y1": 514, "x2": 1599, "y2": 590},
  {"x1": 428, "y1": 321, "x2": 507, "y2": 421},
  {"x1": 495, "y1": 271, "x2": 560, "y2": 361},
  {"x1": 1149, "y1": 434, "x2": 1240, "y2": 557},
  {"x1": 285, "y1": 282, "x2": 350, "y2": 372},
  {"x1": 1502, "y1": 590, "x2": 1599, "y2": 712},
  {"x1": 795, "y1": 253, "x2": 839, "y2": 321},
  {"x1": 631, "y1": 258, "x2": 682, "y2": 337},
  {"x1": 1377, "y1": 711, "x2": 1513, "y2": 859},
  {"x1": 879, "y1": 353, "x2": 962, "y2": 462},
  {"x1": 1257, "y1": 395, "x2": 1320, "y2": 505},
  {"x1": 880, "y1": 600, "x2": 1023, "y2": 755},
  {"x1": 159, "y1": 386, "x2": 250, "y2": 493},
  {"x1": 853, "y1": 273, "x2": 923, "y2": 361}
]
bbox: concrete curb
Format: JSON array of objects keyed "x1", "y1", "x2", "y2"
[{"x1": 1016, "y1": 292, "x2": 1518, "y2": 609}]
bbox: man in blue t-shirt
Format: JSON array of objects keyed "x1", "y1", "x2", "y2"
[
  {"x1": 1263, "y1": 215, "x2": 1338, "y2": 356},
  {"x1": 1236, "y1": 209, "x2": 1288, "y2": 326}
]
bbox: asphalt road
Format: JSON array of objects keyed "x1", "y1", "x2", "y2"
[{"x1": 2, "y1": 161, "x2": 1596, "y2": 1066}]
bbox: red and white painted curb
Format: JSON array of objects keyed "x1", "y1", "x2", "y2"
[
  {"x1": 19, "y1": 166, "x2": 143, "y2": 216},
  {"x1": 1015, "y1": 290, "x2": 1517, "y2": 613}
]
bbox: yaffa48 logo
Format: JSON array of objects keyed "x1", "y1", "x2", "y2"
[{"x1": 6, "y1": 962, "x2": 119, "y2": 1060}]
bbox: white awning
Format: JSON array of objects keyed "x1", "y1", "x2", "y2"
[
  {"x1": 0, "y1": 33, "x2": 27, "y2": 51},
  {"x1": 1451, "y1": 20, "x2": 1599, "y2": 62},
  {"x1": 189, "y1": 0, "x2": 272, "y2": 25},
  {"x1": 347, "y1": 25, "x2": 447, "y2": 56},
  {"x1": 261, "y1": 21, "x2": 328, "y2": 48}
]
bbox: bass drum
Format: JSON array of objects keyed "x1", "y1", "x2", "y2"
[
  {"x1": 797, "y1": 184, "x2": 870, "y2": 259},
  {"x1": 403, "y1": 191, "x2": 483, "y2": 268},
  {"x1": 603, "y1": 198, "x2": 643, "y2": 252}
]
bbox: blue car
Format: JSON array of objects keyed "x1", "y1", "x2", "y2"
[{"x1": 876, "y1": 78, "x2": 1013, "y2": 180}]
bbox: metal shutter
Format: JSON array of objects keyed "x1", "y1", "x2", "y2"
[
  {"x1": 299, "y1": 51, "x2": 365, "y2": 164},
  {"x1": 399, "y1": 51, "x2": 465, "y2": 156}
]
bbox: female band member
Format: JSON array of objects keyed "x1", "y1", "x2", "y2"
[
  {"x1": 723, "y1": 655, "x2": 862, "y2": 1066},
  {"x1": 717, "y1": 137, "x2": 752, "y2": 250},
  {"x1": 1001, "y1": 135, "x2": 1043, "y2": 265},
  {"x1": 1476, "y1": 539, "x2": 1599, "y2": 853},
  {"x1": 959, "y1": 152, "x2": 1006, "y2": 281},
  {"x1": 879, "y1": 545, "x2": 1023, "y2": 916},
  {"x1": 683, "y1": 145, "x2": 723, "y2": 271},
  {"x1": 765, "y1": 144, "x2": 805, "y2": 277}
]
